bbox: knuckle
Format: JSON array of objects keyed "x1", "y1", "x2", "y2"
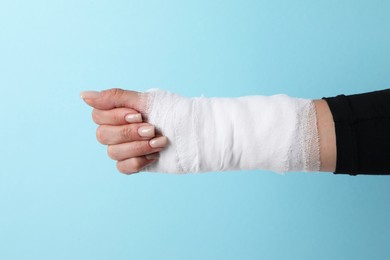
[
  {"x1": 131, "y1": 158, "x2": 144, "y2": 172},
  {"x1": 102, "y1": 88, "x2": 124, "y2": 99},
  {"x1": 107, "y1": 146, "x2": 117, "y2": 160},
  {"x1": 121, "y1": 125, "x2": 135, "y2": 141},
  {"x1": 116, "y1": 158, "x2": 143, "y2": 175},
  {"x1": 113, "y1": 110, "x2": 123, "y2": 124},
  {"x1": 133, "y1": 141, "x2": 149, "y2": 155},
  {"x1": 116, "y1": 162, "x2": 127, "y2": 174},
  {"x1": 96, "y1": 125, "x2": 107, "y2": 144},
  {"x1": 116, "y1": 161, "x2": 137, "y2": 175},
  {"x1": 91, "y1": 109, "x2": 101, "y2": 124}
]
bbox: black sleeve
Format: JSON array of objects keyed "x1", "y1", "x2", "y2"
[{"x1": 323, "y1": 89, "x2": 390, "y2": 175}]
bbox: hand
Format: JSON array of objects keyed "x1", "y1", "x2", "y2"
[{"x1": 81, "y1": 88, "x2": 168, "y2": 175}]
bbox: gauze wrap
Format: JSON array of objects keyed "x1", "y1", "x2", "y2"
[{"x1": 139, "y1": 89, "x2": 320, "y2": 174}]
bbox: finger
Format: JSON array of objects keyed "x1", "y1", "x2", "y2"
[
  {"x1": 107, "y1": 138, "x2": 166, "y2": 161},
  {"x1": 92, "y1": 107, "x2": 142, "y2": 125},
  {"x1": 116, "y1": 156, "x2": 158, "y2": 175},
  {"x1": 81, "y1": 88, "x2": 146, "y2": 111},
  {"x1": 96, "y1": 123, "x2": 160, "y2": 145}
]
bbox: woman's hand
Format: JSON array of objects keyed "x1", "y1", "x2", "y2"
[{"x1": 81, "y1": 88, "x2": 168, "y2": 175}]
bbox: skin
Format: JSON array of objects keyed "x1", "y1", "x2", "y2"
[
  {"x1": 82, "y1": 88, "x2": 164, "y2": 174},
  {"x1": 81, "y1": 88, "x2": 337, "y2": 175},
  {"x1": 313, "y1": 99, "x2": 337, "y2": 172}
]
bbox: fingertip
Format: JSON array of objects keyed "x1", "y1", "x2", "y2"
[
  {"x1": 81, "y1": 98, "x2": 93, "y2": 106},
  {"x1": 80, "y1": 91, "x2": 101, "y2": 99},
  {"x1": 81, "y1": 92, "x2": 101, "y2": 107}
]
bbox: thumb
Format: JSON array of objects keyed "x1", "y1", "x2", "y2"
[{"x1": 80, "y1": 88, "x2": 145, "y2": 111}]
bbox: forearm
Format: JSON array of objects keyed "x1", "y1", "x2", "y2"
[
  {"x1": 142, "y1": 89, "x2": 321, "y2": 173},
  {"x1": 313, "y1": 99, "x2": 336, "y2": 172}
]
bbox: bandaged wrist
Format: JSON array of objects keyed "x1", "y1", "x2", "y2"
[{"x1": 139, "y1": 89, "x2": 320, "y2": 174}]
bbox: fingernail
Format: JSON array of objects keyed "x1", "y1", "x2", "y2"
[
  {"x1": 149, "y1": 136, "x2": 168, "y2": 148},
  {"x1": 138, "y1": 125, "x2": 155, "y2": 138},
  {"x1": 80, "y1": 91, "x2": 101, "y2": 99},
  {"x1": 125, "y1": 113, "x2": 142, "y2": 123},
  {"x1": 146, "y1": 153, "x2": 160, "y2": 160}
]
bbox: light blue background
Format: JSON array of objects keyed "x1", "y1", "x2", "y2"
[{"x1": 1, "y1": 0, "x2": 390, "y2": 259}]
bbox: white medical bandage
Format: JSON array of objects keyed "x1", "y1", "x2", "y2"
[{"x1": 139, "y1": 89, "x2": 320, "y2": 174}]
